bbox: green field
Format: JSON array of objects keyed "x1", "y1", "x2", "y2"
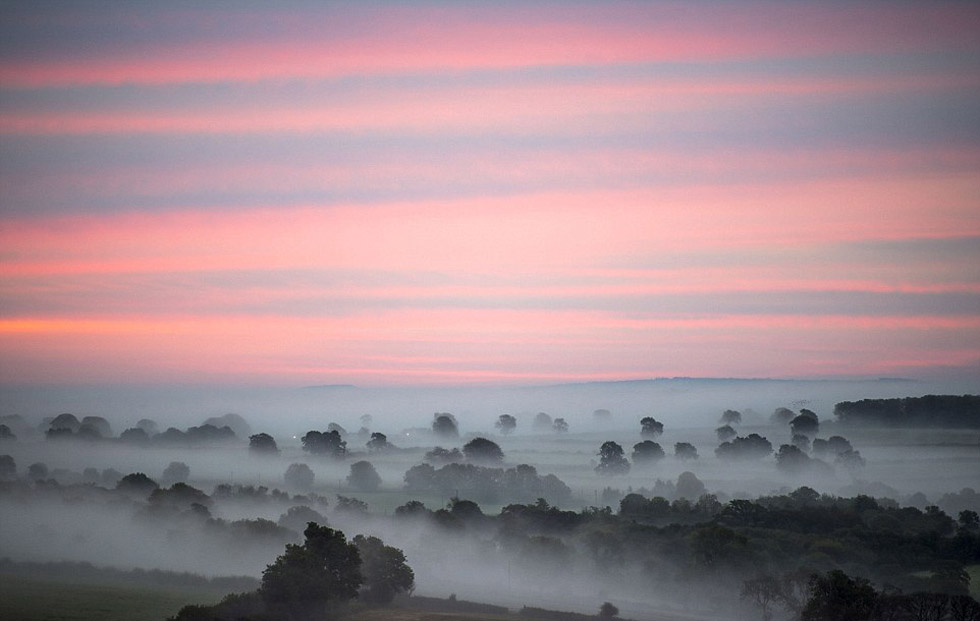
[{"x1": 0, "y1": 573, "x2": 227, "y2": 621}]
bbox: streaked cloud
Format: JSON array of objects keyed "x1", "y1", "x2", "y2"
[{"x1": 1, "y1": 1, "x2": 978, "y2": 385}]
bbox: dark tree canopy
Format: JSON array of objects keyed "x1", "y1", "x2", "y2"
[
  {"x1": 48, "y1": 412, "x2": 81, "y2": 433},
  {"x1": 552, "y1": 417, "x2": 569, "y2": 433},
  {"x1": 28, "y1": 461, "x2": 48, "y2": 480},
  {"x1": 715, "y1": 434, "x2": 773, "y2": 460},
  {"x1": 720, "y1": 409, "x2": 742, "y2": 425},
  {"x1": 631, "y1": 440, "x2": 665, "y2": 465},
  {"x1": 674, "y1": 442, "x2": 699, "y2": 460},
  {"x1": 116, "y1": 472, "x2": 158, "y2": 496},
  {"x1": 80, "y1": 416, "x2": 112, "y2": 437},
  {"x1": 261, "y1": 523, "x2": 362, "y2": 620},
  {"x1": 347, "y1": 460, "x2": 382, "y2": 492},
  {"x1": 0, "y1": 424, "x2": 14, "y2": 441},
  {"x1": 327, "y1": 422, "x2": 347, "y2": 436},
  {"x1": 423, "y1": 446, "x2": 463, "y2": 464},
  {"x1": 495, "y1": 414, "x2": 517, "y2": 435},
  {"x1": 716, "y1": 424, "x2": 737, "y2": 442},
  {"x1": 353, "y1": 534, "x2": 415, "y2": 604},
  {"x1": 301, "y1": 430, "x2": 346, "y2": 458},
  {"x1": 366, "y1": 432, "x2": 388, "y2": 452},
  {"x1": 463, "y1": 437, "x2": 504, "y2": 464},
  {"x1": 640, "y1": 416, "x2": 664, "y2": 438},
  {"x1": 249, "y1": 432, "x2": 279, "y2": 454},
  {"x1": 599, "y1": 601, "x2": 619, "y2": 618},
  {"x1": 834, "y1": 395, "x2": 980, "y2": 428},
  {"x1": 801, "y1": 570, "x2": 878, "y2": 621},
  {"x1": 790, "y1": 413, "x2": 819, "y2": 436},
  {"x1": 120, "y1": 427, "x2": 150, "y2": 444},
  {"x1": 775, "y1": 444, "x2": 811, "y2": 474},
  {"x1": 595, "y1": 441, "x2": 630, "y2": 476},
  {"x1": 0, "y1": 454, "x2": 15, "y2": 479},
  {"x1": 432, "y1": 413, "x2": 459, "y2": 438}
]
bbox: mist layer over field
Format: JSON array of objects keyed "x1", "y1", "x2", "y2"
[{"x1": 1, "y1": 378, "x2": 978, "y2": 619}]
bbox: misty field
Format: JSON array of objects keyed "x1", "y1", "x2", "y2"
[{"x1": 1, "y1": 383, "x2": 978, "y2": 620}]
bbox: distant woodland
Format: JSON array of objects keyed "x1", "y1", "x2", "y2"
[{"x1": 834, "y1": 395, "x2": 980, "y2": 428}]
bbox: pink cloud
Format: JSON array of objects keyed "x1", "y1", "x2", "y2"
[{"x1": 2, "y1": 4, "x2": 977, "y2": 87}]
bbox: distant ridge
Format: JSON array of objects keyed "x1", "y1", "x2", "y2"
[
  {"x1": 536, "y1": 376, "x2": 919, "y2": 389},
  {"x1": 299, "y1": 384, "x2": 357, "y2": 390}
]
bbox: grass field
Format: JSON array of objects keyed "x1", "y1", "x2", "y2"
[{"x1": 0, "y1": 573, "x2": 227, "y2": 621}]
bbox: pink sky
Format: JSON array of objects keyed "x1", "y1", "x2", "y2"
[{"x1": 1, "y1": 1, "x2": 978, "y2": 386}]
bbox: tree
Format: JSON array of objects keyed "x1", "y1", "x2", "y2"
[
  {"x1": 791, "y1": 433, "x2": 811, "y2": 452},
  {"x1": 959, "y1": 509, "x2": 979, "y2": 530},
  {"x1": 347, "y1": 461, "x2": 382, "y2": 492},
  {"x1": 631, "y1": 440, "x2": 665, "y2": 465},
  {"x1": 366, "y1": 432, "x2": 388, "y2": 452},
  {"x1": 801, "y1": 570, "x2": 878, "y2": 621},
  {"x1": 120, "y1": 427, "x2": 150, "y2": 444},
  {"x1": 716, "y1": 424, "x2": 737, "y2": 442},
  {"x1": 81, "y1": 415, "x2": 112, "y2": 437},
  {"x1": 495, "y1": 414, "x2": 517, "y2": 435},
  {"x1": 716, "y1": 434, "x2": 773, "y2": 460},
  {"x1": 532, "y1": 412, "x2": 552, "y2": 431},
  {"x1": 28, "y1": 462, "x2": 49, "y2": 480},
  {"x1": 278, "y1": 505, "x2": 328, "y2": 534},
  {"x1": 674, "y1": 442, "x2": 698, "y2": 460},
  {"x1": 552, "y1": 418, "x2": 569, "y2": 433},
  {"x1": 599, "y1": 601, "x2": 619, "y2": 618},
  {"x1": 741, "y1": 574, "x2": 782, "y2": 621},
  {"x1": 640, "y1": 416, "x2": 664, "y2": 438},
  {"x1": 261, "y1": 523, "x2": 362, "y2": 620},
  {"x1": 423, "y1": 446, "x2": 463, "y2": 464},
  {"x1": 48, "y1": 412, "x2": 81, "y2": 433},
  {"x1": 249, "y1": 432, "x2": 279, "y2": 454},
  {"x1": 162, "y1": 461, "x2": 190, "y2": 484},
  {"x1": 791, "y1": 411, "x2": 819, "y2": 436},
  {"x1": 720, "y1": 409, "x2": 742, "y2": 425},
  {"x1": 352, "y1": 535, "x2": 414, "y2": 604},
  {"x1": 0, "y1": 424, "x2": 15, "y2": 441},
  {"x1": 776, "y1": 444, "x2": 811, "y2": 474},
  {"x1": 136, "y1": 418, "x2": 159, "y2": 434},
  {"x1": 432, "y1": 413, "x2": 459, "y2": 439},
  {"x1": 593, "y1": 409, "x2": 612, "y2": 422},
  {"x1": 771, "y1": 407, "x2": 795, "y2": 425},
  {"x1": 595, "y1": 441, "x2": 630, "y2": 476},
  {"x1": 285, "y1": 463, "x2": 315, "y2": 490},
  {"x1": 463, "y1": 437, "x2": 504, "y2": 464},
  {"x1": 0, "y1": 454, "x2": 15, "y2": 479},
  {"x1": 301, "y1": 430, "x2": 346, "y2": 458},
  {"x1": 116, "y1": 472, "x2": 158, "y2": 496},
  {"x1": 676, "y1": 471, "x2": 706, "y2": 500}
]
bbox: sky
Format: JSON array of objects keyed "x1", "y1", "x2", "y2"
[{"x1": 1, "y1": 1, "x2": 979, "y2": 387}]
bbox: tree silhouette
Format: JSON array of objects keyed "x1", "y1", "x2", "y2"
[
  {"x1": 261, "y1": 523, "x2": 362, "y2": 620},
  {"x1": 595, "y1": 441, "x2": 630, "y2": 475},
  {"x1": 495, "y1": 414, "x2": 517, "y2": 435}
]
